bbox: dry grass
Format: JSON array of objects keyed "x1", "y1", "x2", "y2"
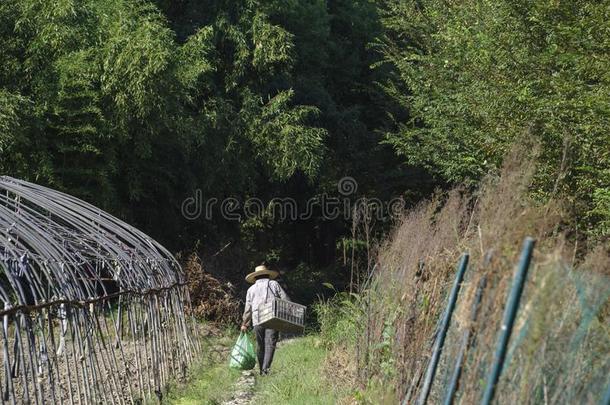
[
  {"x1": 180, "y1": 252, "x2": 241, "y2": 324},
  {"x1": 352, "y1": 145, "x2": 610, "y2": 403}
]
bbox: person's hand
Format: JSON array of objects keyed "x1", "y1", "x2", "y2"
[{"x1": 240, "y1": 324, "x2": 247, "y2": 332}]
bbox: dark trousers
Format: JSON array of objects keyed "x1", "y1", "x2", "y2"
[{"x1": 254, "y1": 326, "x2": 279, "y2": 373}]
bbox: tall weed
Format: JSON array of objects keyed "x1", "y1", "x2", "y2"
[{"x1": 315, "y1": 291, "x2": 363, "y2": 349}]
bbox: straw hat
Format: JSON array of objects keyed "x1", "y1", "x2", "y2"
[{"x1": 245, "y1": 265, "x2": 279, "y2": 284}]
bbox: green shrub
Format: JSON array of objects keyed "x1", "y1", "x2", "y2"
[{"x1": 314, "y1": 291, "x2": 363, "y2": 348}]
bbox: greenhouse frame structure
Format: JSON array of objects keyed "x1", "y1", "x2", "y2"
[{"x1": 0, "y1": 176, "x2": 199, "y2": 404}]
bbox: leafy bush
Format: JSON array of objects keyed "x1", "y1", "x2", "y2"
[{"x1": 378, "y1": 0, "x2": 610, "y2": 239}]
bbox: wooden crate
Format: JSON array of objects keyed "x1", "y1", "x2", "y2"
[{"x1": 258, "y1": 299, "x2": 306, "y2": 333}]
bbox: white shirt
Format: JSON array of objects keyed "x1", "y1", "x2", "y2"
[{"x1": 242, "y1": 279, "x2": 288, "y2": 327}]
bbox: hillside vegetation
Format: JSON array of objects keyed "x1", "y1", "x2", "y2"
[
  {"x1": 319, "y1": 148, "x2": 609, "y2": 403},
  {"x1": 379, "y1": 0, "x2": 610, "y2": 243}
]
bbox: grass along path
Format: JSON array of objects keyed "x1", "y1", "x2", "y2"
[
  {"x1": 251, "y1": 336, "x2": 349, "y2": 404},
  {"x1": 166, "y1": 334, "x2": 348, "y2": 404},
  {"x1": 166, "y1": 330, "x2": 241, "y2": 405}
]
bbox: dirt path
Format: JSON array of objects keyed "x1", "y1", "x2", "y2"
[{"x1": 222, "y1": 370, "x2": 256, "y2": 405}]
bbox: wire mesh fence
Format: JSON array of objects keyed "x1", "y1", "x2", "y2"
[
  {"x1": 0, "y1": 176, "x2": 201, "y2": 404},
  {"x1": 425, "y1": 246, "x2": 610, "y2": 404},
  {"x1": 359, "y1": 241, "x2": 610, "y2": 404}
]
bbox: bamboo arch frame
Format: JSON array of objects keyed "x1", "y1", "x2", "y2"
[{"x1": 0, "y1": 176, "x2": 199, "y2": 404}]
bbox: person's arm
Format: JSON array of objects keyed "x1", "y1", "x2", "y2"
[
  {"x1": 241, "y1": 289, "x2": 252, "y2": 331},
  {"x1": 272, "y1": 280, "x2": 289, "y2": 301}
]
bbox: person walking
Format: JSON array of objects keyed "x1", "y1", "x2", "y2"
[{"x1": 240, "y1": 265, "x2": 288, "y2": 375}]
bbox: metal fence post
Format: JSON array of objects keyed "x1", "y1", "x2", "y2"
[
  {"x1": 481, "y1": 237, "x2": 535, "y2": 405},
  {"x1": 444, "y1": 250, "x2": 493, "y2": 405},
  {"x1": 415, "y1": 253, "x2": 470, "y2": 405},
  {"x1": 444, "y1": 273, "x2": 488, "y2": 405}
]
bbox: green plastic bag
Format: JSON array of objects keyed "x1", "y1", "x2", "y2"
[{"x1": 229, "y1": 332, "x2": 256, "y2": 370}]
